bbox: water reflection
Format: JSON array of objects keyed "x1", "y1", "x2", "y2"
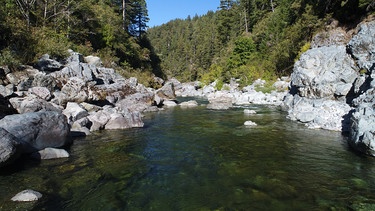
[{"x1": 1, "y1": 104, "x2": 375, "y2": 210}]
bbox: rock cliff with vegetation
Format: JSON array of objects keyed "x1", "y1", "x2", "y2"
[{"x1": 285, "y1": 18, "x2": 375, "y2": 156}]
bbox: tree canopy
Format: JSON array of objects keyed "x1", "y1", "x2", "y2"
[
  {"x1": 0, "y1": 0, "x2": 163, "y2": 81},
  {"x1": 147, "y1": 0, "x2": 374, "y2": 85}
]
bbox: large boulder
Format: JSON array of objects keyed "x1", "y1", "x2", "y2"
[
  {"x1": 349, "y1": 88, "x2": 375, "y2": 156},
  {"x1": 9, "y1": 96, "x2": 61, "y2": 114},
  {"x1": 57, "y1": 77, "x2": 88, "y2": 105},
  {"x1": 116, "y1": 92, "x2": 154, "y2": 113},
  {"x1": 0, "y1": 128, "x2": 22, "y2": 167},
  {"x1": 347, "y1": 20, "x2": 375, "y2": 72},
  {"x1": 105, "y1": 109, "x2": 144, "y2": 130},
  {"x1": 311, "y1": 20, "x2": 352, "y2": 48},
  {"x1": 207, "y1": 91, "x2": 233, "y2": 110},
  {"x1": 284, "y1": 94, "x2": 352, "y2": 131},
  {"x1": 156, "y1": 82, "x2": 176, "y2": 100},
  {"x1": 36, "y1": 54, "x2": 63, "y2": 72},
  {"x1": 63, "y1": 102, "x2": 89, "y2": 124},
  {"x1": 0, "y1": 111, "x2": 70, "y2": 153},
  {"x1": 284, "y1": 45, "x2": 359, "y2": 131},
  {"x1": 290, "y1": 45, "x2": 358, "y2": 100}
]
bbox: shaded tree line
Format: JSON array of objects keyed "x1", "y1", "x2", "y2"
[
  {"x1": 147, "y1": 0, "x2": 374, "y2": 85},
  {"x1": 0, "y1": 0, "x2": 163, "y2": 80}
]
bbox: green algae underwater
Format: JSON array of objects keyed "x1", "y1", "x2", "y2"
[{"x1": 1, "y1": 101, "x2": 375, "y2": 210}]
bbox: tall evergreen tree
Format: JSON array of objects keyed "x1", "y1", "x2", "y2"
[{"x1": 128, "y1": 0, "x2": 149, "y2": 38}]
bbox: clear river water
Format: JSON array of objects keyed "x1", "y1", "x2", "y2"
[{"x1": 1, "y1": 98, "x2": 375, "y2": 210}]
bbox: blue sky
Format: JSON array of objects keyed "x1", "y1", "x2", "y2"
[{"x1": 147, "y1": 0, "x2": 220, "y2": 27}]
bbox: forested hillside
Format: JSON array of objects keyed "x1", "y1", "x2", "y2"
[
  {"x1": 147, "y1": 0, "x2": 374, "y2": 86},
  {"x1": 0, "y1": 0, "x2": 163, "y2": 81}
]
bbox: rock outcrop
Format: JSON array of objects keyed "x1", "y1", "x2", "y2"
[{"x1": 284, "y1": 18, "x2": 375, "y2": 156}]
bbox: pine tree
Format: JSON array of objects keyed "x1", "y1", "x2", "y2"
[{"x1": 128, "y1": 0, "x2": 149, "y2": 38}]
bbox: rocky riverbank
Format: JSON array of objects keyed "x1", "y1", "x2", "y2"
[
  {"x1": 0, "y1": 18, "x2": 374, "y2": 170},
  {"x1": 284, "y1": 18, "x2": 375, "y2": 156},
  {"x1": 0, "y1": 50, "x2": 183, "y2": 168}
]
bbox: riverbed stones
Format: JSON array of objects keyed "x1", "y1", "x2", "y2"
[{"x1": 11, "y1": 190, "x2": 42, "y2": 202}]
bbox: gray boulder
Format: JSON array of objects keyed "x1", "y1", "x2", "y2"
[
  {"x1": 347, "y1": 21, "x2": 375, "y2": 71},
  {"x1": 32, "y1": 73, "x2": 56, "y2": 92},
  {"x1": 0, "y1": 84, "x2": 15, "y2": 97},
  {"x1": 28, "y1": 86, "x2": 51, "y2": 100},
  {"x1": 180, "y1": 100, "x2": 199, "y2": 108},
  {"x1": 285, "y1": 94, "x2": 352, "y2": 131},
  {"x1": 105, "y1": 109, "x2": 144, "y2": 130},
  {"x1": 156, "y1": 82, "x2": 176, "y2": 100},
  {"x1": 162, "y1": 100, "x2": 178, "y2": 107},
  {"x1": 36, "y1": 54, "x2": 63, "y2": 72},
  {"x1": 0, "y1": 111, "x2": 70, "y2": 153},
  {"x1": 311, "y1": 21, "x2": 352, "y2": 48},
  {"x1": 63, "y1": 102, "x2": 89, "y2": 124},
  {"x1": 87, "y1": 110, "x2": 111, "y2": 131},
  {"x1": 70, "y1": 117, "x2": 91, "y2": 136},
  {"x1": 291, "y1": 45, "x2": 358, "y2": 100},
  {"x1": 207, "y1": 91, "x2": 233, "y2": 110},
  {"x1": 84, "y1": 55, "x2": 102, "y2": 66},
  {"x1": 58, "y1": 77, "x2": 88, "y2": 105},
  {"x1": 116, "y1": 92, "x2": 154, "y2": 113},
  {"x1": 0, "y1": 128, "x2": 21, "y2": 167},
  {"x1": 9, "y1": 96, "x2": 61, "y2": 114}
]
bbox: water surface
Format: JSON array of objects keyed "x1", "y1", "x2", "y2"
[{"x1": 1, "y1": 101, "x2": 375, "y2": 210}]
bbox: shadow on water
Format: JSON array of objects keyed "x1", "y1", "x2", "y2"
[{"x1": 2, "y1": 103, "x2": 375, "y2": 210}]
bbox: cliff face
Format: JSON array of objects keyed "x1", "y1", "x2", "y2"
[{"x1": 284, "y1": 17, "x2": 375, "y2": 156}]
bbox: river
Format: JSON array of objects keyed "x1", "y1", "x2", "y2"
[{"x1": 1, "y1": 98, "x2": 375, "y2": 210}]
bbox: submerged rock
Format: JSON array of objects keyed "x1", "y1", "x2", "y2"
[
  {"x1": 31, "y1": 147, "x2": 70, "y2": 160},
  {"x1": 11, "y1": 190, "x2": 42, "y2": 202},
  {"x1": 244, "y1": 121, "x2": 257, "y2": 126},
  {"x1": 244, "y1": 109, "x2": 257, "y2": 115}
]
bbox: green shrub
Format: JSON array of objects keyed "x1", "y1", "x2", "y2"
[
  {"x1": 295, "y1": 42, "x2": 311, "y2": 62},
  {"x1": 33, "y1": 28, "x2": 71, "y2": 61},
  {"x1": 0, "y1": 48, "x2": 21, "y2": 68}
]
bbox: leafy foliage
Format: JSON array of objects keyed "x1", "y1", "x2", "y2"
[
  {"x1": 0, "y1": 0, "x2": 163, "y2": 80},
  {"x1": 148, "y1": 0, "x2": 374, "y2": 86}
]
